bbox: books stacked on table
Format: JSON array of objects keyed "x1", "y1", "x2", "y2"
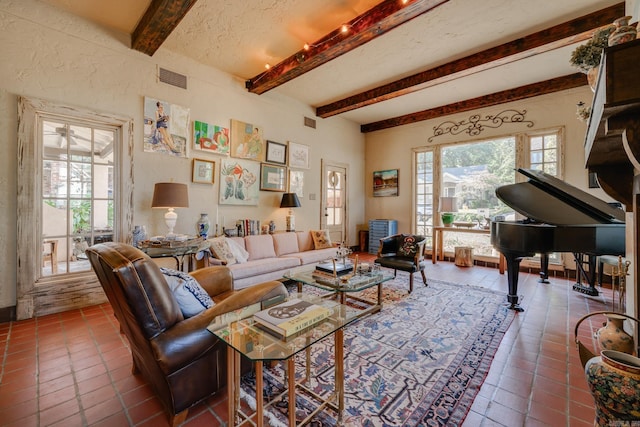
[
  {"x1": 315, "y1": 261, "x2": 353, "y2": 276},
  {"x1": 253, "y1": 298, "x2": 332, "y2": 339}
]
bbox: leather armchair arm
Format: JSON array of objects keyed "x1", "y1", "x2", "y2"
[
  {"x1": 413, "y1": 239, "x2": 427, "y2": 265},
  {"x1": 151, "y1": 280, "x2": 288, "y2": 374},
  {"x1": 190, "y1": 266, "x2": 233, "y2": 296}
]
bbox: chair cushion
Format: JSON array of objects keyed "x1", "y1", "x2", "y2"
[
  {"x1": 209, "y1": 237, "x2": 237, "y2": 265},
  {"x1": 398, "y1": 235, "x2": 419, "y2": 257},
  {"x1": 375, "y1": 256, "x2": 424, "y2": 273},
  {"x1": 160, "y1": 268, "x2": 214, "y2": 318},
  {"x1": 311, "y1": 229, "x2": 332, "y2": 249}
]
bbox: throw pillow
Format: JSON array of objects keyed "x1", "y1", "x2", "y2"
[
  {"x1": 160, "y1": 267, "x2": 214, "y2": 318},
  {"x1": 209, "y1": 237, "x2": 236, "y2": 265},
  {"x1": 311, "y1": 229, "x2": 332, "y2": 249},
  {"x1": 398, "y1": 235, "x2": 419, "y2": 257},
  {"x1": 227, "y1": 238, "x2": 250, "y2": 263}
]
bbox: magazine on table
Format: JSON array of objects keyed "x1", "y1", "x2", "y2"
[{"x1": 253, "y1": 298, "x2": 332, "y2": 338}]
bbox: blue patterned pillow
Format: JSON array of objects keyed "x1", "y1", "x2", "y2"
[{"x1": 160, "y1": 267, "x2": 214, "y2": 318}]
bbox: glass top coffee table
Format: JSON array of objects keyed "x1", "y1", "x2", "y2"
[
  {"x1": 283, "y1": 268, "x2": 394, "y2": 317},
  {"x1": 207, "y1": 293, "x2": 358, "y2": 426}
]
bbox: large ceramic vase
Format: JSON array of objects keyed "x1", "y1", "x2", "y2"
[
  {"x1": 585, "y1": 350, "x2": 640, "y2": 425},
  {"x1": 597, "y1": 313, "x2": 635, "y2": 355}
]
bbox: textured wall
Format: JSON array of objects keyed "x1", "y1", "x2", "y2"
[{"x1": 0, "y1": 0, "x2": 365, "y2": 312}]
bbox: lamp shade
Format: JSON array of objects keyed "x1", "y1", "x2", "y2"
[
  {"x1": 151, "y1": 183, "x2": 189, "y2": 208},
  {"x1": 280, "y1": 193, "x2": 301, "y2": 208},
  {"x1": 439, "y1": 196, "x2": 456, "y2": 212}
]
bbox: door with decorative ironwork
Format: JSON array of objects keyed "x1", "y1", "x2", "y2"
[{"x1": 321, "y1": 161, "x2": 348, "y2": 245}]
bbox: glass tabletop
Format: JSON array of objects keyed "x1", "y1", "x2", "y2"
[
  {"x1": 207, "y1": 293, "x2": 359, "y2": 362},
  {"x1": 283, "y1": 269, "x2": 394, "y2": 293}
]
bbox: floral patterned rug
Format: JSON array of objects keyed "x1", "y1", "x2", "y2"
[{"x1": 240, "y1": 272, "x2": 514, "y2": 426}]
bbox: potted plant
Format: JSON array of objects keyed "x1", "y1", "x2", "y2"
[{"x1": 570, "y1": 25, "x2": 615, "y2": 90}]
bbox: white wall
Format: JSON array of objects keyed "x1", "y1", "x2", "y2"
[
  {"x1": 0, "y1": 0, "x2": 365, "y2": 311},
  {"x1": 364, "y1": 86, "x2": 612, "y2": 233}
]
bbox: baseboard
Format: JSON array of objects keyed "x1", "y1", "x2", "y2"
[{"x1": 0, "y1": 305, "x2": 16, "y2": 323}]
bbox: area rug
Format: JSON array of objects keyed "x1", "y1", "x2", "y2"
[{"x1": 240, "y1": 272, "x2": 515, "y2": 426}]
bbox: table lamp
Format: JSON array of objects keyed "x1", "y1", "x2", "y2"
[
  {"x1": 151, "y1": 183, "x2": 189, "y2": 238},
  {"x1": 280, "y1": 193, "x2": 301, "y2": 232},
  {"x1": 439, "y1": 196, "x2": 456, "y2": 227}
]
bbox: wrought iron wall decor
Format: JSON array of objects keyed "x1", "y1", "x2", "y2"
[{"x1": 428, "y1": 109, "x2": 534, "y2": 142}]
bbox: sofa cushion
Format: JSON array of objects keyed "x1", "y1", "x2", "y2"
[
  {"x1": 160, "y1": 267, "x2": 214, "y2": 318},
  {"x1": 244, "y1": 235, "x2": 276, "y2": 260},
  {"x1": 227, "y1": 238, "x2": 250, "y2": 263},
  {"x1": 227, "y1": 256, "x2": 300, "y2": 280},
  {"x1": 209, "y1": 237, "x2": 236, "y2": 265},
  {"x1": 272, "y1": 232, "x2": 300, "y2": 256},
  {"x1": 311, "y1": 230, "x2": 332, "y2": 249},
  {"x1": 296, "y1": 231, "x2": 314, "y2": 252},
  {"x1": 282, "y1": 247, "x2": 338, "y2": 265}
]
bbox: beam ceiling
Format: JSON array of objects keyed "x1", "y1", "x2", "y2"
[
  {"x1": 318, "y1": 2, "x2": 625, "y2": 119},
  {"x1": 132, "y1": 0, "x2": 199, "y2": 56},
  {"x1": 245, "y1": 0, "x2": 450, "y2": 95}
]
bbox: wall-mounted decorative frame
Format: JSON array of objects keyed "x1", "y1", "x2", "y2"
[
  {"x1": 219, "y1": 158, "x2": 260, "y2": 205},
  {"x1": 230, "y1": 119, "x2": 265, "y2": 161},
  {"x1": 288, "y1": 141, "x2": 309, "y2": 169},
  {"x1": 289, "y1": 170, "x2": 304, "y2": 198},
  {"x1": 143, "y1": 97, "x2": 190, "y2": 158},
  {"x1": 265, "y1": 140, "x2": 287, "y2": 165},
  {"x1": 373, "y1": 169, "x2": 399, "y2": 197},
  {"x1": 192, "y1": 158, "x2": 215, "y2": 184},
  {"x1": 193, "y1": 120, "x2": 229, "y2": 155},
  {"x1": 260, "y1": 163, "x2": 287, "y2": 192}
]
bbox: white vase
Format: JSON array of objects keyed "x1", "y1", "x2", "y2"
[{"x1": 197, "y1": 213, "x2": 210, "y2": 238}]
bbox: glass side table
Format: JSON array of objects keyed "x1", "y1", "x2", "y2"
[{"x1": 138, "y1": 238, "x2": 209, "y2": 271}]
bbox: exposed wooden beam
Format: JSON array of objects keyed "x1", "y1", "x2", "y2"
[
  {"x1": 132, "y1": 0, "x2": 199, "y2": 56},
  {"x1": 318, "y1": 2, "x2": 624, "y2": 118},
  {"x1": 245, "y1": 0, "x2": 449, "y2": 95},
  {"x1": 360, "y1": 73, "x2": 587, "y2": 133}
]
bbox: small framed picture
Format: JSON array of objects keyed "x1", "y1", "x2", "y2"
[
  {"x1": 265, "y1": 140, "x2": 287, "y2": 165},
  {"x1": 288, "y1": 141, "x2": 310, "y2": 169},
  {"x1": 289, "y1": 170, "x2": 304, "y2": 198},
  {"x1": 260, "y1": 163, "x2": 287, "y2": 192},
  {"x1": 192, "y1": 158, "x2": 215, "y2": 184}
]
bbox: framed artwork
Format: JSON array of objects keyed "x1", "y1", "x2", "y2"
[
  {"x1": 289, "y1": 170, "x2": 304, "y2": 198},
  {"x1": 192, "y1": 159, "x2": 215, "y2": 184},
  {"x1": 265, "y1": 140, "x2": 287, "y2": 165},
  {"x1": 373, "y1": 169, "x2": 399, "y2": 197},
  {"x1": 219, "y1": 158, "x2": 260, "y2": 205},
  {"x1": 193, "y1": 120, "x2": 229, "y2": 155},
  {"x1": 230, "y1": 119, "x2": 265, "y2": 161},
  {"x1": 260, "y1": 163, "x2": 287, "y2": 192},
  {"x1": 288, "y1": 141, "x2": 309, "y2": 169},
  {"x1": 143, "y1": 97, "x2": 189, "y2": 158}
]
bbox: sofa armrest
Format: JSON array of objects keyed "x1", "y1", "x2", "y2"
[{"x1": 190, "y1": 266, "x2": 233, "y2": 296}]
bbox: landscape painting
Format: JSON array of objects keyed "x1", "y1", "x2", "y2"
[{"x1": 373, "y1": 169, "x2": 399, "y2": 197}]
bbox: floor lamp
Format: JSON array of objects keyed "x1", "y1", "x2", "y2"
[{"x1": 280, "y1": 193, "x2": 301, "y2": 232}]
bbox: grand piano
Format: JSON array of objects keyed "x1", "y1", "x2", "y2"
[{"x1": 491, "y1": 168, "x2": 625, "y2": 312}]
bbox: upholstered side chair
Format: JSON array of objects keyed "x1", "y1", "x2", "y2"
[
  {"x1": 374, "y1": 234, "x2": 428, "y2": 293},
  {"x1": 86, "y1": 242, "x2": 288, "y2": 426}
]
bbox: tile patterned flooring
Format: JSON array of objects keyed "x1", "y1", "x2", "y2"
[{"x1": 0, "y1": 255, "x2": 615, "y2": 426}]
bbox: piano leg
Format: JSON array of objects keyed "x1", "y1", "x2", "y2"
[
  {"x1": 504, "y1": 254, "x2": 524, "y2": 312},
  {"x1": 539, "y1": 253, "x2": 550, "y2": 283},
  {"x1": 571, "y1": 253, "x2": 599, "y2": 296}
]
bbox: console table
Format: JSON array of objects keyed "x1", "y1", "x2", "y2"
[{"x1": 432, "y1": 226, "x2": 505, "y2": 273}]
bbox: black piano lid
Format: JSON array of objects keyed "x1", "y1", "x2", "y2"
[{"x1": 495, "y1": 168, "x2": 625, "y2": 225}]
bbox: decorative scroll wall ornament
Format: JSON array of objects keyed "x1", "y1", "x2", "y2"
[{"x1": 428, "y1": 109, "x2": 534, "y2": 142}]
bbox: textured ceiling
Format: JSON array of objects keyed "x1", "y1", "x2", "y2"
[{"x1": 39, "y1": 0, "x2": 621, "y2": 125}]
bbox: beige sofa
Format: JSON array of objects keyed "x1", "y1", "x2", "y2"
[{"x1": 206, "y1": 231, "x2": 338, "y2": 289}]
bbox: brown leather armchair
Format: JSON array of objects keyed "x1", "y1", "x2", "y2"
[
  {"x1": 86, "y1": 242, "x2": 288, "y2": 426},
  {"x1": 374, "y1": 234, "x2": 428, "y2": 293}
]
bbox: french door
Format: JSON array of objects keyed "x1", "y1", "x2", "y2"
[{"x1": 321, "y1": 160, "x2": 348, "y2": 245}]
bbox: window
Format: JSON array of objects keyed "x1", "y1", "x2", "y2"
[
  {"x1": 41, "y1": 120, "x2": 116, "y2": 276},
  {"x1": 17, "y1": 97, "x2": 133, "y2": 319},
  {"x1": 413, "y1": 128, "x2": 563, "y2": 262}
]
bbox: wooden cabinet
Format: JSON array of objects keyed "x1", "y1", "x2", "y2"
[{"x1": 368, "y1": 219, "x2": 397, "y2": 254}]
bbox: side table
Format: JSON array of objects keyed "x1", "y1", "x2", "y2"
[{"x1": 138, "y1": 238, "x2": 209, "y2": 271}]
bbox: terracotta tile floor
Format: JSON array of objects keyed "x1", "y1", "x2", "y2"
[{"x1": 0, "y1": 254, "x2": 614, "y2": 426}]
